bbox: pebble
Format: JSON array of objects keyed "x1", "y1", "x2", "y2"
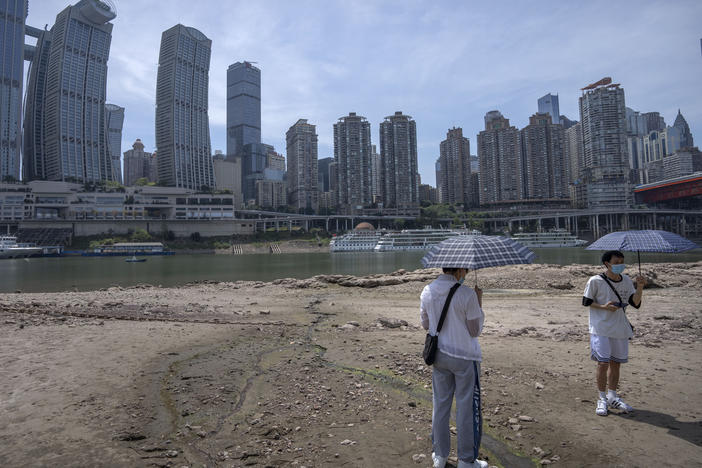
[
  {"x1": 411, "y1": 453, "x2": 426, "y2": 463},
  {"x1": 518, "y1": 415, "x2": 534, "y2": 422},
  {"x1": 340, "y1": 439, "x2": 356, "y2": 445}
]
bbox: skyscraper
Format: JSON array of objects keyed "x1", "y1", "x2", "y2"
[
  {"x1": 23, "y1": 24, "x2": 51, "y2": 181},
  {"x1": 477, "y1": 111, "x2": 522, "y2": 205},
  {"x1": 579, "y1": 78, "x2": 631, "y2": 207},
  {"x1": 155, "y1": 24, "x2": 214, "y2": 190},
  {"x1": 334, "y1": 112, "x2": 372, "y2": 209},
  {"x1": 673, "y1": 109, "x2": 694, "y2": 148},
  {"x1": 286, "y1": 119, "x2": 318, "y2": 212},
  {"x1": 437, "y1": 127, "x2": 472, "y2": 206},
  {"x1": 520, "y1": 113, "x2": 568, "y2": 199},
  {"x1": 105, "y1": 103, "x2": 124, "y2": 183},
  {"x1": 564, "y1": 122, "x2": 583, "y2": 185},
  {"x1": 0, "y1": 0, "x2": 27, "y2": 181},
  {"x1": 227, "y1": 61, "x2": 261, "y2": 157},
  {"x1": 380, "y1": 111, "x2": 419, "y2": 208},
  {"x1": 317, "y1": 157, "x2": 333, "y2": 193},
  {"x1": 123, "y1": 139, "x2": 155, "y2": 186},
  {"x1": 537, "y1": 93, "x2": 561, "y2": 125},
  {"x1": 29, "y1": 0, "x2": 117, "y2": 183}
]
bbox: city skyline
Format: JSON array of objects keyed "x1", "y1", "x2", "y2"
[{"x1": 19, "y1": 0, "x2": 702, "y2": 186}]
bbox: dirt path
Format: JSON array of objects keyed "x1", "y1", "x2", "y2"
[{"x1": 1, "y1": 265, "x2": 701, "y2": 467}]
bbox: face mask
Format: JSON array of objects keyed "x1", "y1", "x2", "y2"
[
  {"x1": 458, "y1": 278, "x2": 465, "y2": 285},
  {"x1": 611, "y1": 264, "x2": 626, "y2": 275}
]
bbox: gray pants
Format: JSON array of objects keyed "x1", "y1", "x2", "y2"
[{"x1": 431, "y1": 351, "x2": 482, "y2": 463}]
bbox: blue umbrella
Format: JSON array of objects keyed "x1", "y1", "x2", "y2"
[
  {"x1": 421, "y1": 235, "x2": 536, "y2": 284},
  {"x1": 586, "y1": 229, "x2": 699, "y2": 274}
]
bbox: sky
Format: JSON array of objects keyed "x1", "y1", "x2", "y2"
[{"x1": 25, "y1": 0, "x2": 702, "y2": 186}]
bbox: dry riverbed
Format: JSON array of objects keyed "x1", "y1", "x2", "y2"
[{"x1": 1, "y1": 262, "x2": 701, "y2": 467}]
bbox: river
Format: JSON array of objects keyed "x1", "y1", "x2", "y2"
[{"x1": 2, "y1": 248, "x2": 702, "y2": 293}]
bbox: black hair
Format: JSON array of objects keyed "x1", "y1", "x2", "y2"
[
  {"x1": 442, "y1": 267, "x2": 461, "y2": 274},
  {"x1": 601, "y1": 250, "x2": 624, "y2": 265}
]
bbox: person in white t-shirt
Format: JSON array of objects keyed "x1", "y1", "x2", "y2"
[
  {"x1": 420, "y1": 268, "x2": 487, "y2": 468},
  {"x1": 583, "y1": 250, "x2": 645, "y2": 416}
]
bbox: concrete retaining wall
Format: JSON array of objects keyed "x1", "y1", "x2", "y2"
[{"x1": 18, "y1": 220, "x2": 256, "y2": 237}]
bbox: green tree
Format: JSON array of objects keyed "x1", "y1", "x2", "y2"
[
  {"x1": 135, "y1": 177, "x2": 149, "y2": 186},
  {"x1": 131, "y1": 229, "x2": 152, "y2": 242}
]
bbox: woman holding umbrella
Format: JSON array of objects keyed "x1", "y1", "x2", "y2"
[
  {"x1": 420, "y1": 267, "x2": 487, "y2": 468},
  {"x1": 420, "y1": 235, "x2": 535, "y2": 468}
]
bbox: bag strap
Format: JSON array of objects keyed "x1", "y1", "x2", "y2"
[
  {"x1": 599, "y1": 273, "x2": 625, "y2": 307},
  {"x1": 436, "y1": 283, "x2": 461, "y2": 334}
]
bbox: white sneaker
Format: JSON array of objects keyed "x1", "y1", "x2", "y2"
[
  {"x1": 432, "y1": 452, "x2": 447, "y2": 468},
  {"x1": 608, "y1": 396, "x2": 633, "y2": 413},
  {"x1": 596, "y1": 397, "x2": 608, "y2": 416},
  {"x1": 458, "y1": 460, "x2": 488, "y2": 468}
]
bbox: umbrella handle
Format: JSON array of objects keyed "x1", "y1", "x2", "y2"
[
  {"x1": 474, "y1": 269, "x2": 478, "y2": 287},
  {"x1": 637, "y1": 250, "x2": 641, "y2": 276}
]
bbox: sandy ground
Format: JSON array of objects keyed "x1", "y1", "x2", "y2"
[{"x1": 1, "y1": 263, "x2": 701, "y2": 467}]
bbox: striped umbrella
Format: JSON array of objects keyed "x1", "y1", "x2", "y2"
[
  {"x1": 586, "y1": 229, "x2": 699, "y2": 274},
  {"x1": 421, "y1": 235, "x2": 536, "y2": 284}
]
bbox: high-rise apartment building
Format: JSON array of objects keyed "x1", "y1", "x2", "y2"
[
  {"x1": 477, "y1": 111, "x2": 522, "y2": 205},
  {"x1": 155, "y1": 24, "x2": 214, "y2": 190},
  {"x1": 334, "y1": 112, "x2": 372, "y2": 209},
  {"x1": 0, "y1": 0, "x2": 27, "y2": 181},
  {"x1": 123, "y1": 139, "x2": 156, "y2": 186},
  {"x1": 267, "y1": 149, "x2": 285, "y2": 172},
  {"x1": 437, "y1": 127, "x2": 472, "y2": 206},
  {"x1": 537, "y1": 93, "x2": 561, "y2": 125},
  {"x1": 24, "y1": 0, "x2": 116, "y2": 183},
  {"x1": 520, "y1": 113, "x2": 568, "y2": 199},
  {"x1": 105, "y1": 103, "x2": 124, "y2": 183},
  {"x1": 227, "y1": 61, "x2": 261, "y2": 157},
  {"x1": 564, "y1": 122, "x2": 583, "y2": 185},
  {"x1": 419, "y1": 184, "x2": 438, "y2": 204},
  {"x1": 286, "y1": 119, "x2": 318, "y2": 212},
  {"x1": 379, "y1": 111, "x2": 419, "y2": 208},
  {"x1": 579, "y1": 79, "x2": 631, "y2": 207}
]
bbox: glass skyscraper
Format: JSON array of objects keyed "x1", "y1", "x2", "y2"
[
  {"x1": 0, "y1": 0, "x2": 27, "y2": 181},
  {"x1": 155, "y1": 24, "x2": 214, "y2": 190},
  {"x1": 227, "y1": 61, "x2": 261, "y2": 157},
  {"x1": 537, "y1": 93, "x2": 561, "y2": 125},
  {"x1": 23, "y1": 25, "x2": 51, "y2": 181},
  {"x1": 105, "y1": 103, "x2": 124, "y2": 183},
  {"x1": 24, "y1": 0, "x2": 117, "y2": 183}
]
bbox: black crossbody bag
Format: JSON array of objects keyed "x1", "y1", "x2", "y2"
[
  {"x1": 423, "y1": 283, "x2": 461, "y2": 366},
  {"x1": 599, "y1": 273, "x2": 635, "y2": 337}
]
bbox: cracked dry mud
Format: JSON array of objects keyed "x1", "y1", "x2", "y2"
[{"x1": 1, "y1": 262, "x2": 701, "y2": 467}]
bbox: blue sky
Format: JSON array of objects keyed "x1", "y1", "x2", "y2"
[{"x1": 27, "y1": 0, "x2": 702, "y2": 186}]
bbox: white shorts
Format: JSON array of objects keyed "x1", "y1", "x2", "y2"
[{"x1": 590, "y1": 334, "x2": 628, "y2": 363}]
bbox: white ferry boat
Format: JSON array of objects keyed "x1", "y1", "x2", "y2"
[
  {"x1": 510, "y1": 229, "x2": 587, "y2": 248},
  {"x1": 374, "y1": 229, "x2": 473, "y2": 252},
  {"x1": 0, "y1": 236, "x2": 43, "y2": 259},
  {"x1": 330, "y1": 230, "x2": 384, "y2": 252}
]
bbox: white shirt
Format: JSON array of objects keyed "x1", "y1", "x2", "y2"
[
  {"x1": 583, "y1": 274, "x2": 636, "y2": 339},
  {"x1": 420, "y1": 274, "x2": 484, "y2": 362}
]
